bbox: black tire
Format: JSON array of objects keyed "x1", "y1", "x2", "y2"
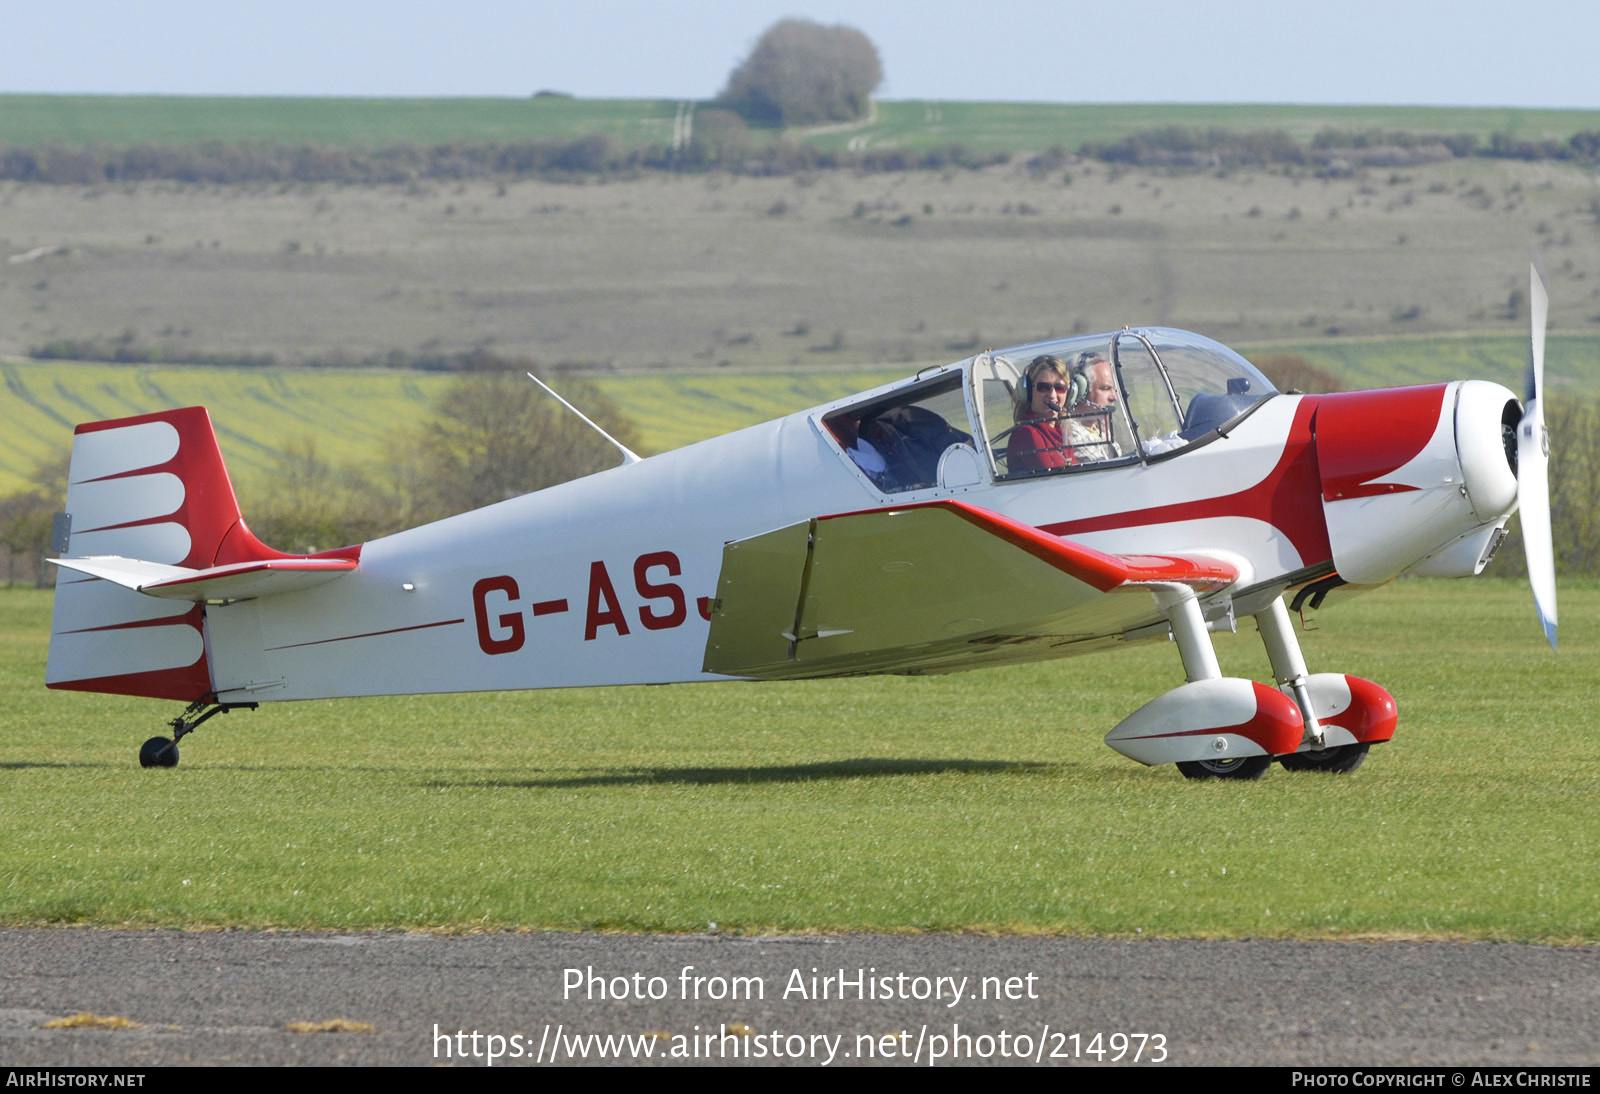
[
  {"x1": 1176, "y1": 755, "x2": 1272, "y2": 781},
  {"x1": 1279, "y1": 742, "x2": 1370, "y2": 774},
  {"x1": 139, "y1": 736, "x2": 178, "y2": 768}
]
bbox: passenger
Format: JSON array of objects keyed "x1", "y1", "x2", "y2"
[
  {"x1": 847, "y1": 433, "x2": 888, "y2": 479},
  {"x1": 1066, "y1": 352, "x2": 1122, "y2": 461},
  {"x1": 831, "y1": 415, "x2": 894, "y2": 488},
  {"x1": 862, "y1": 404, "x2": 970, "y2": 490},
  {"x1": 842, "y1": 418, "x2": 887, "y2": 476},
  {"x1": 1007, "y1": 355, "x2": 1076, "y2": 471}
]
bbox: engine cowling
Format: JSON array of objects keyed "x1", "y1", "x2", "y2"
[{"x1": 1315, "y1": 381, "x2": 1520, "y2": 584}]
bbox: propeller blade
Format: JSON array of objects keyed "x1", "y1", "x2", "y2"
[{"x1": 1518, "y1": 261, "x2": 1557, "y2": 649}]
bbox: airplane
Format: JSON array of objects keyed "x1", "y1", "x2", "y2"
[{"x1": 43, "y1": 266, "x2": 1558, "y2": 780}]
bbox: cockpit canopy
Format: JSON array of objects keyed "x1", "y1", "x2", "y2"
[{"x1": 823, "y1": 327, "x2": 1278, "y2": 493}]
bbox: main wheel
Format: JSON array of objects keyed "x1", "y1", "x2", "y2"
[
  {"x1": 1176, "y1": 755, "x2": 1272, "y2": 781},
  {"x1": 1279, "y1": 742, "x2": 1370, "y2": 774},
  {"x1": 139, "y1": 736, "x2": 178, "y2": 768}
]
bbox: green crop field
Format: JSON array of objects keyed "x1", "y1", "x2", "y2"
[
  {"x1": 0, "y1": 359, "x2": 913, "y2": 495},
  {"x1": 1241, "y1": 332, "x2": 1600, "y2": 395},
  {"x1": 0, "y1": 360, "x2": 454, "y2": 495},
  {"x1": 0, "y1": 95, "x2": 693, "y2": 148},
  {"x1": 587, "y1": 367, "x2": 905, "y2": 455},
  {"x1": 5, "y1": 95, "x2": 1599, "y2": 152},
  {"x1": 7, "y1": 331, "x2": 1600, "y2": 497},
  {"x1": 0, "y1": 337, "x2": 1592, "y2": 497},
  {"x1": 808, "y1": 101, "x2": 1600, "y2": 154},
  {"x1": 2, "y1": 580, "x2": 1593, "y2": 938}
]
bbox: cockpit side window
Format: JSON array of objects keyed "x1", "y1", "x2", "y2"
[
  {"x1": 1113, "y1": 332, "x2": 1185, "y2": 455},
  {"x1": 1114, "y1": 329, "x2": 1275, "y2": 459},
  {"x1": 969, "y1": 353, "x2": 1022, "y2": 475},
  {"x1": 972, "y1": 328, "x2": 1278, "y2": 478},
  {"x1": 824, "y1": 374, "x2": 975, "y2": 493},
  {"x1": 977, "y1": 343, "x2": 1140, "y2": 479}
]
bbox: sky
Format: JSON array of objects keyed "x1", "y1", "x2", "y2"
[{"x1": 6, "y1": 0, "x2": 1597, "y2": 109}]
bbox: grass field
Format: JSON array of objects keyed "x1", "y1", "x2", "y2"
[
  {"x1": 5, "y1": 95, "x2": 1600, "y2": 152},
  {"x1": 1, "y1": 580, "x2": 1593, "y2": 939}
]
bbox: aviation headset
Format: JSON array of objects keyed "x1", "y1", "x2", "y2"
[
  {"x1": 1070, "y1": 351, "x2": 1112, "y2": 408},
  {"x1": 1016, "y1": 354, "x2": 1088, "y2": 419}
]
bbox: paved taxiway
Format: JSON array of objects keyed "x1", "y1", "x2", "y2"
[{"x1": 2, "y1": 931, "x2": 1595, "y2": 1066}]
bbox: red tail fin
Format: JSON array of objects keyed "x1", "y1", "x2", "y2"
[{"x1": 46, "y1": 407, "x2": 354, "y2": 701}]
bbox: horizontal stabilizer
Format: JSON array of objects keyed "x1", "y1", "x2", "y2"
[
  {"x1": 705, "y1": 500, "x2": 1238, "y2": 678},
  {"x1": 53, "y1": 554, "x2": 357, "y2": 602}
]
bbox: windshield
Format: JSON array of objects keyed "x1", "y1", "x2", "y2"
[{"x1": 973, "y1": 327, "x2": 1276, "y2": 478}]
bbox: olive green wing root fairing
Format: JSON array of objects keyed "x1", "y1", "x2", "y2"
[{"x1": 703, "y1": 500, "x2": 1238, "y2": 679}]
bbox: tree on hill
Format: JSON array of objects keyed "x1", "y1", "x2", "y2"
[
  {"x1": 0, "y1": 452, "x2": 68, "y2": 587},
  {"x1": 237, "y1": 360, "x2": 642, "y2": 552},
  {"x1": 409, "y1": 369, "x2": 641, "y2": 519},
  {"x1": 720, "y1": 18, "x2": 882, "y2": 127},
  {"x1": 686, "y1": 108, "x2": 751, "y2": 165}
]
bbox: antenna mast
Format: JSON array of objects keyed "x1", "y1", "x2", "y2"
[{"x1": 525, "y1": 372, "x2": 642, "y2": 466}]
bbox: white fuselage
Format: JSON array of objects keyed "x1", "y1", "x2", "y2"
[{"x1": 206, "y1": 390, "x2": 1325, "y2": 701}]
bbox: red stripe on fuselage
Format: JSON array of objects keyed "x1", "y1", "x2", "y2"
[
  {"x1": 1313, "y1": 385, "x2": 1447, "y2": 502},
  {"x1": 54, "y1": 613, "x2": 199, "y2": 636},
  {"x1": 263, "y1": 617, "x2": 465, "y2": 652},
  {"x1": 1042, "y1": 397, "x2": 1333, "y2": 568}
]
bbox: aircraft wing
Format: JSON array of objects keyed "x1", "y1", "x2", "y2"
[
  {"x1": 51, "y1": 555, "x2": 357, "y2": 602},
  {"x1": 703, "y1": 500, "x2": 1238, "y2": 679}
]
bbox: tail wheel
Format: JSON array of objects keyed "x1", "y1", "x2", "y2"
[
  {"x1": 1279, "y1": 742, "x2": 1370, "y2": 774},
  {"x1": 132, "y1": 698, "x2": 259, "y2": 768},
  {"x1": 1176, "y1": 755, "x2": 1271, "y2": 781},
  {"x1": 139, "y1": 737, "x2": 178, "y2": 768}
]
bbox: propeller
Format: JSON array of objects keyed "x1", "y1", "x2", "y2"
[{"x1": 1518, "y1": 261, "x2": 1557, "y2": 649}]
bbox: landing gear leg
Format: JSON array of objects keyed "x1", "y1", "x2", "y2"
[
  {"x1": 1254, "y1": 598, "x2": 1378, "y2": 773},
  {"x1": 138, "y1": 696, "x2": 258, "y2": 768},
  {"x1": 1161, "y1": 587, "x2": 1222, "y2": 684},
  {"x1": 1255, "y1": 598, "x2": 1324, "y2": 749}
]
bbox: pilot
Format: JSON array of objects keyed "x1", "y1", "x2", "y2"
[
  {"x1": 1066, "y1": 352, "x2": 1122, "y2": 461},
  {"x1": 1007, "y1": 355, "x2": 1077, "y2": 472}
]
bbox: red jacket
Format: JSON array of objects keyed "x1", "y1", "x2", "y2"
[{"x1": 1007, "y1": 411, "x2": 1075, "y2": 471}]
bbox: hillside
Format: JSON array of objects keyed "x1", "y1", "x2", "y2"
[
  {"x1": 3, "y1": 158, "x2": 1595, "y2": 370},
  {"x1": 3, "y1": 96, "x2": 1597, "y2": 500}
]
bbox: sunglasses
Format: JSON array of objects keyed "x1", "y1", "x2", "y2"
[{"x1": 1034, "y1": 381, "x2": 1069, "y2": 394}]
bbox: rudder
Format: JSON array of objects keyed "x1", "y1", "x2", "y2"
[{"x1": 47, "y1": 407, "x2": 248, "y2": 700}]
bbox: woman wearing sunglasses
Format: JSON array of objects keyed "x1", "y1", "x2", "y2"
[{"x1": 1007, "y1": 354, "x2": 1079, "y2": 472}]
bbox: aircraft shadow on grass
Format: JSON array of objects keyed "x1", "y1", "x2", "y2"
[{"x1": 428, "y1": 757, "x2": 1061, "y2": 790}]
